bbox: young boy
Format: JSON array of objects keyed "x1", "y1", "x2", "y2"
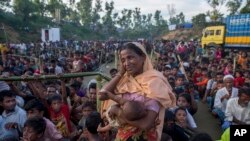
[
  {"x1": 174, "y1": 75, "x2": 186, "y2": 96},
  {"x1": 47, "y1": 94, "x2": 72, "y2": 139},
  {"x1": 79, "y1": 112, "x2": 102, "y2": 141},
  {"x1": 0, "y1": 90, "x2": 27, "y2": 139},
  {"x1": 78, "y1": 101, "x2": 96, "y2": 130},
  {"x1": 24, "y1": 99, "x2": 63, "y2": 141},
  {"x1": 22, "y1": 117, "x2": 46, "y2": 141}
]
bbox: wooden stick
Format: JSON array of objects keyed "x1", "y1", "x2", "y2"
[
  {"x1": 177, "y1": 55, "x2": 189, "y2": 82},
  {"x1": 0, "y1": 72, "x2": 111, "y2": 82}
]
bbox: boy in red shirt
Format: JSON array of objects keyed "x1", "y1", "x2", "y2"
[
  {"x1": 193, "y1": 67, "x2": 202, "y2": 83},
  {"x1": 48, "y1": 94, "x2": 73, "y2": 139},
  {"x1": 234, "y1": 71, "x2": 245, "y2": 88}
]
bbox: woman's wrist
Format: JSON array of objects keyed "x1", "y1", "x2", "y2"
[{"x1": 115, "y1": 72, "x2": 125, "y2": 78}]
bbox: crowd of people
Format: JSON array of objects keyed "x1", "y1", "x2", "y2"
[{"x1": 0, "y1": 39, "x2": 249, "y2": 141}]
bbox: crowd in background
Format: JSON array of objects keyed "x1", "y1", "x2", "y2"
[{"x1": 0, "y1": 39, "x2": 249, "y2": 141}]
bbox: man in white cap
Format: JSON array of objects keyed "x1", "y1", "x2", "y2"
[{"x1": 213, "y1": 75, "x2": 238, "y2": 123}]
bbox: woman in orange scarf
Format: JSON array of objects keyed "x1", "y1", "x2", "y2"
[{"x1": 99, "y1": 42, "x2": 176, "y2": 141}]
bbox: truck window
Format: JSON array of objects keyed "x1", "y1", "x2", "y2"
[
  {"x1": 216, "y1": 30, "x2": 221, "y2": 35},
  {"x1": 209, "y1": 30, "x2": 214, "y2": 36},
  {"x1": 204, "y1": 30, "x2": 208, "y2": 37}
]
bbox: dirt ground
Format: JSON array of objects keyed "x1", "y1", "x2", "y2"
[{"x1": 194, "y1": 102, "x2": 223, "y2": 140}]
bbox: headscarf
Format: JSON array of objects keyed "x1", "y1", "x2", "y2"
[{"x1": 115, "y1": 42, "x2": 175, "y2": 108}]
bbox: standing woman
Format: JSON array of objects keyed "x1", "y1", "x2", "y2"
[{"x1": 99, "y1": 42, "x2": 176, "y2": 141}]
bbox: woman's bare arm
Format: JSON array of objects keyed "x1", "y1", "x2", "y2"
[
  {"x1": 105, "y1": 91, "x2": 126, "y2": 105},
  {"x1": 102, "y1": 74, "x2": 122, "y2": 92}
]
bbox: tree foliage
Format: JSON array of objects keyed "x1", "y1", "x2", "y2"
[
  {"x1": 240, "y1": 0, "x2": 250, "y2": 14},
  {"x1": 13, "y1": 0, "x2": 36, "y2": 23},
  {"x1": 192, "y1": 13, "x2": 206, "y2": 27},
  {"x1": 77, "y1": 0, "x2": 92, "y2": 26},
  {"x1": 1, "y1": 0, "x2": 188, "y2": 40},
  {"x1": 0, "y1": 0, "x2": 11, "y2": 10},
  {"x1": 206, "y1": 0, "x2": 225, "y2": 22},
  {"x1": 226, "y1": 0, "x2": 242, "y2": 15}
]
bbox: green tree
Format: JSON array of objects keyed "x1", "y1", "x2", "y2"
[
  {"x1": 33, "y1": 0, "x2": 47, "y2": 17},
  {"x1": 133, "y1": 7, "x2": 142, "y2": 29},
  {"x1": 240, "y1": 0, "x2": 250, "y2": 14},
  {"x1": 177, "y1": 12, "x2": 185, "y2": 24},
  {"x1": 169, "y1": 17, "x2": 180, "y2": 25},
  {"x1": 68, "y1": 9, "x2": 80, "y2": 24},
  {"x1": 13, "y1": 0, "x2": 36, "y2": 23},
  {"x1": 192, "y1": 13, "x2": 206, "y2": 27},
  {"x1": 226, "y1": 0, "x2": 242, "y2": 15},
  {"x1": 206, "y1": 0, "x2": 225, "y2": 22},
  {"x1": 152, "y1": 10, "x2": 168, "y2": 37},
  {"x1": 102, "y1": 1, "x2": 116, "y2": 37},
  {"x1": 47, "y1": 0, "x2": 61, "y2": 18},
  {"x1": 154, "y1": 10, "x2": 161, "y2": 26},
  {"x1": 91, "y1": 0, "x2": 102, "y2": 31},
  {"x1": 0, "y1": 0, "x2": 11, "y2": 10},
  {"x1": 77, "y1": 0, "x2": 92, "y2": 26}
]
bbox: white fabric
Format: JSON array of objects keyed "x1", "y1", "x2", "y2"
[
  {"x1": 223, "y1": 75, "x2": 234, "y2": 81},
  {"x1": 225, "y1": 97, "x2": 250, "y2": 124},
  {"x1": 214, "y1": 87, "x2": 238, "y2": 112},
  {"x1": 186, "y1": 109, "x2": 197, "y2": 129},
  {"x1": 206, "y1": 79, "x2": 215, "y2": 90},
  {"x1": 55, "y1": 65, "x2": 64, "y2": 74}
]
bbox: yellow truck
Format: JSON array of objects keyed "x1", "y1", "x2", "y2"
[{"x1": 201, "y1": 14, "x2": 250, "y2": 52}]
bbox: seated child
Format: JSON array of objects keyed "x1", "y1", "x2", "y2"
[
  {"x1": 165, "y1": 107, "x2": 190, "y2": 141},
  {"x1": 170, "y1": 94, "x2": 197, "y2": 130}
]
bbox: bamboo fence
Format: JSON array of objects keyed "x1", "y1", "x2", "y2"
[{"x1": 0, "y1": 72, "x2": 111, "y2": 82}]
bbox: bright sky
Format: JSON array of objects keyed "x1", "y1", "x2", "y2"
[
  {"x1": 66, "y1": 0, "x2": 247, "y2": 21},
  {"x1": 103, "y1": 0, "x2": 221, "y2": 21}
]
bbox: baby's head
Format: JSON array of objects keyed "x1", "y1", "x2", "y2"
[{"x1": 122, "y1": 100, "x2": 146, "y2": 121}]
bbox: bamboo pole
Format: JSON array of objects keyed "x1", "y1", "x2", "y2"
[
  {"x1": 177, "y1": 55, "x2": 189, "y2": 82},
  {"x1": 150, "y1": 47, "x2": 154, "y2": 60},
  {"x1": 96, "y1": 75, "x2": 103, "y2": 112},
  {"x1": 0, "y1": 72, "x2": 111, "y2": 82},
  {"x1": 233, "y1": 55, "x2": 236, "y2": 74},
  {"x1": 114, "y1": 49, "x2": 118, "y2": 69},
  {"x1": 1, "y1": 54, "x2": 36, "y2": 59}
]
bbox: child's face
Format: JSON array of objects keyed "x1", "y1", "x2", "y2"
[
  {"x1": 175, "y1": 110, "x2": 187, "y2": 123},
  {"x1": 196, "y1": 69, "x2": 201, "y2": 73},
  {"x1": 243, "y1": 72, "x2": 249, "y2": 77},
  {"x1": 236, "y1": 72, "x2": 241, "y2": 77},
  {"x1": 175, "y1": 78, "x2": 184, "y2": 86},
  {"x1": 27, "y1": 109, "x2": 43, "y2": 119},
  {"x1": 51, "y1": 100, "x2": 62, "y2": 113},
  {"x1": 202, "y1": 71, "x2": 207, "y2": 76},
  {"x1": 82, "y1": 106, "x2": 93, "y2": 117},
  {"x1": 171, "y1": 68, "x2": 178, "y2": 75},
  {"x1": 177, "y1": 96, "x2": 189, "y2": 108},
  {"x1": 217, "y1": 83, "x2": 224, "y2": 89},
  {"x1": 23, "y1": 126, "x2": 41, "y2": 141}
]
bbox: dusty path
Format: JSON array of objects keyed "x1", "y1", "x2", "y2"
[{"x1": 194, "y1": 102, "x2": 223, "y2": 140}]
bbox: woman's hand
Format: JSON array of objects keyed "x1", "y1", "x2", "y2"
[
  {"x1": 118, "y1": 63, "x2": 126, "y2": 76},
  {"x1": 98, "y1": 89, "x2": 110, "y2": 101},
  {"x1": 169, "y1": 91, "x2": 176, "y2": 107}
]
